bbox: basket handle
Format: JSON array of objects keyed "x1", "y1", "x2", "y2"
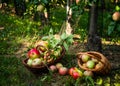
[{"x1": 36, "y1": 45, "x2": 48, "y2": 52}]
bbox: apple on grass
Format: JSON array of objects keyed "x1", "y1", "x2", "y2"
[
  {"x1": 56, "y1": 63, "x2": 63, "y2": 69},
  {"x1": 69, "y1": 67, "x2": 76, "y2": 76},
  {"x1": 75, "y1": 68, "x2": 83, "y2": 77},
  {"x1": 49, "y1": 65, "x2": 57, "y2": 72},
  {"x1": 72, "y1": 71, "x2": 80, "y2": 79},
  {"x1": 59, "y1": 67, "x2": 68, "y2": 75},
  {"x1": 69, "y1": 67, "x2": 83, "y2": 79},
  {"x1": 83, "y1": 70, "x2": 93, "y2": 77},
  {"x1": 28, "y1": 48, "x2": 40, "y2": 59}
]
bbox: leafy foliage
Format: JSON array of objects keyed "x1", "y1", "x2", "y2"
[{"x1": 42, "y1": 28, "x2": 74, "y2": 51}]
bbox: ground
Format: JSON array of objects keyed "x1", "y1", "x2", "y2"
[{"x1": 16, "y1": 41, "x2": 120, "y2": 85}]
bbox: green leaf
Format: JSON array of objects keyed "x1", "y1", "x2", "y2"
[
  {"x1": 108, "y1": 21, "x2": 116, "y2": 35},
  {"x1": 85, "y1": 76, "x2": 94, "y2": 86},
  {"x1": 49, "y1": 28, "x2": 53, "y2": 36},
  {"x1": 41, "y1": 36, "x2": 49, "y2": 40},
  {"x1": 61, "y1": 33, "x2": 67, "y2": 40},
  {"x1": 65, "y1": 34, "x2": 74, "y2": 44},
  {"x1": 63, "y1": 42, "x2": 68, "y2": 51},
  {"x1": 116, "y1": 24, "x2": 120, "y2": 31}
]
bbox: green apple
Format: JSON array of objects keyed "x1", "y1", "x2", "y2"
[
  {"x1": 32, "y1": 58, "x2": 42, "y2": 66},
  {"x1": 86, "y1": 60, "x2": 95, "y2": 69},
  {"x1": 27, "y1": 59, "x2": 33, "y2": 66},
  {"x1": 81, "y1": 54, "x2": 90, "y2": 62}
]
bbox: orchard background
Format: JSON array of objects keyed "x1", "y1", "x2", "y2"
[{"x1": 0, "y1": 0, "x2": 120, "y2": 86}]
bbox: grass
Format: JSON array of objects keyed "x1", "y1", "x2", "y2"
[{"x1": 0, "y1": 6, "x2": 120, "y2": 86}]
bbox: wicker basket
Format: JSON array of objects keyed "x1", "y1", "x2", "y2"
[
  {"x1": 22, "y1": 47, "x2": 65, "y2": 75},
  {"x1": 77, "y1": 51, "x2": 111, "y2": 75}
]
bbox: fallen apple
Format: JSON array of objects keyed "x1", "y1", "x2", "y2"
[
  {"x1": 83, "y1": 70, "x2": 93, "y2": 77},
  {"x1": 86, "y1": 60, "x2": 95, "y2": 69},
  {"x1": 56, "y1": 63, "x2": 63, "y2": 69},
  {"x1": 49, "y1": 65, "x2": 57, "y2": 72},
  {"x1": 28, "y1": 48, "x2": 40, "y2": 59},
  {"x1": 75, "y1": 68, "x2": 83, "y2": 77},
  {"x1": 59, "y1": 67, "x2": 68, "y2": 75},
  {"x1": 69, "y1": 67, "x2": 75, "y2": 76},
  {"x1": 72, "y1": 71, "x2": 80, "y2": 79},
  {"x1": 81, "y1": 54, "x2": 90, "y2": 62}
]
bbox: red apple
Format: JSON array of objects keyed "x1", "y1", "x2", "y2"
[
  {"x1": 72, "y1": 72, "x2": 80, "y2": 79},
  {"x1": 49, "y1": 65, "x2": 57, "y2": 72},
  {"x1": 75, "y1": 68, "x2": 83, "y2": 77},
  {"x1": 69, "y1": 67, "x2": 83, "y2": 79},
  {"x1": 59, "y1": 67, "x2": 68, "y2": 75},
  {"x1": 112, "y1": 12, "x2": 120, "y2": 21},
  {"x1": 69, "y1": 67, "x2": 75, "y2": 76},
  {"x1": 28, "y1": 48, "x2": 40, "y2": 59},
  {"x1": 56, "y1": 63, "x2": 63, "y2": 69}
]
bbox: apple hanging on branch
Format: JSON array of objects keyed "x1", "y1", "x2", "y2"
[{"x1": 112, "y1": 11, "x2": 120, "y2": 21}]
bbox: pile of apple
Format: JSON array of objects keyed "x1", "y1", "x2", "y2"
[
  {"x1": 26, "y1": 40, "x2": 63, "y2": 67},
  {"x1": 49, "y1": 63, "x2": 93, "y2": 80},
  {"x1": 79, "y1": 54, "x2": 103, "y2": 70}
]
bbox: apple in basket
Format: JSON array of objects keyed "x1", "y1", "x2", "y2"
[
  {"x1": 27, "y1": 48, "x2": 40, "y2": 59},
  {"x1": 32, "y1": 58, "x2": 43, "y2": 66},
  {"x1": 86, "y1": 60, "x2": 95, "y2": 69},
  {"x1": 81, "y1": 54, "x2": 90, "y2": 62}
]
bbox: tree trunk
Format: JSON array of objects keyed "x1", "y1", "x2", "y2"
[
  {"x1": 87, "y1": 1, "x2": 102, "y2": 52},
  {"x1": 14, "y1": 0, "x2": 26, "y2": 16}
]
